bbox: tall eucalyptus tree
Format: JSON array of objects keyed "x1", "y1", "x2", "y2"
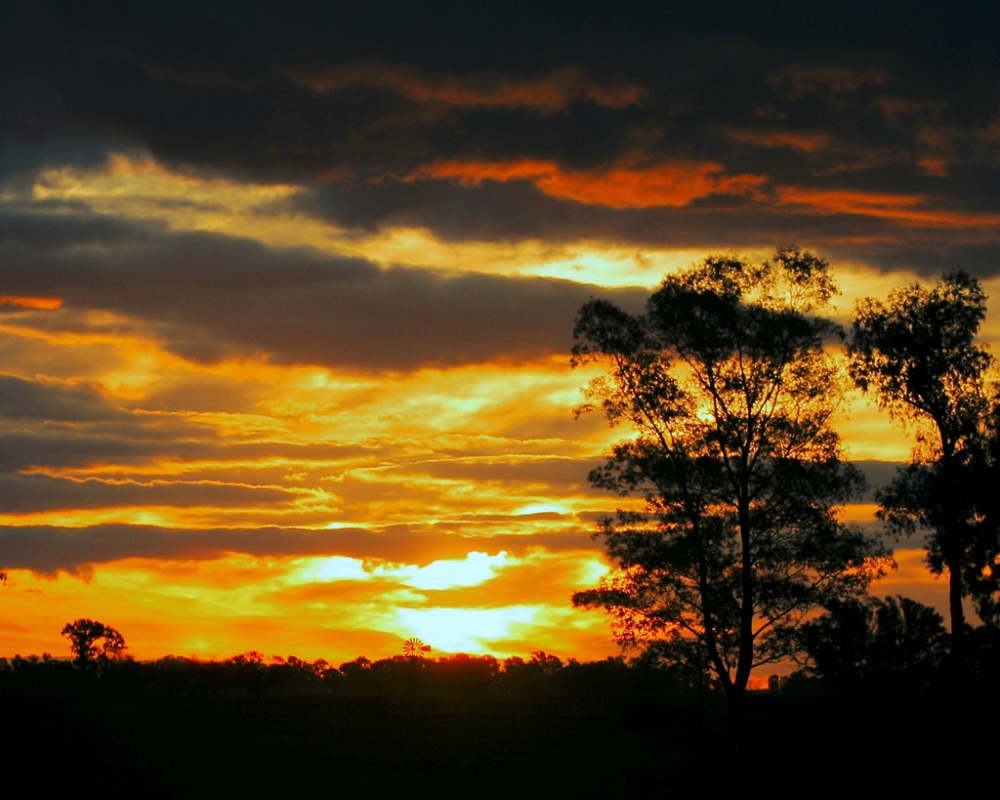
[
  {"x1": 850, "y1": 272, "x2": 998, "y2": 673},
  {"x1": 572, "y1": 248, "x2": 885, "y2": 720}
]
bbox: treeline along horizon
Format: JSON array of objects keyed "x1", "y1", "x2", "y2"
[
  {"x1": 7, "y1": 597, "x2": 1000, "y2": 702},
  {"x1": 5, "y1": 625, "x2": 1000, "y2": 797}
]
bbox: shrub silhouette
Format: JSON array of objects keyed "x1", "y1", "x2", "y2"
[{"x1": 800, "y1": 595, "x2": 948, "y2": 695}]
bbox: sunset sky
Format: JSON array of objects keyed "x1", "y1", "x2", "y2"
[{"x1": 2, "y1": 3, "x2": 999, "y2": 667}]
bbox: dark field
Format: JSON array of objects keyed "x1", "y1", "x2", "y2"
[
  {"x1": 15, "y1": 697, "x2": 708, "y2": 797},
  {"x1": 10, "y1": 691, "x2": 710, "y2": 797},
  {"x1": 6, "y1": 689, "x2": 988, "y2": 797},
  {"x1": 4, "y1": 655, "x2": 995, "y2": 798}
]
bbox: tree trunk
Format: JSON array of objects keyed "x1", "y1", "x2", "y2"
[
  {"x1": 947, "y1": 540, "x2": 967, "y2": 681},
  {"x1": 941, "y1": 443, "x2": 967, "y2": 683},
  {"x1": 734, "y1": 498, "x2": 754, "y2": 695},
  {"x1": 732, "y1": 485, "x2": 754, "y2": 747},
  {"x1": 937, "y1": 441, "x2": 967, "y2": 683},
  {"x1": 725, "y1": 680, "x2": 746, "y2": 740}
]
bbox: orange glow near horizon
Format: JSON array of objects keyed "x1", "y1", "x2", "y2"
[{"x1": 0, "y1": 549, "x2": 615, "y2": 664}]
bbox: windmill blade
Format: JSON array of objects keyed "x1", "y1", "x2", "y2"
[{"x1": 403, "y1": 637, "x2": 428, "y2": 657}]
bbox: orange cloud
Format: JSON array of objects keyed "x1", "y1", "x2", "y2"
[
  {"x1": 410, "y1": 159, "x2": 556, "y2": 185},
  {"x1": 774, "y1": 186, "x2": 1000, "y2": 229},
  {"x1": 0, "y1": 296, "x2": 63, "y2": 310},
  {"x1": 538, "y1": 163, "x2": 767, "y2": 209},
  {"x1": 408, "y1": 159, "x2": 767, "y2": 208},
  {"x1": 293, "y1": 64, "x2": 644, "y2": 110},
  {"x1": 916, "y1": 157, "x2": 949, "y2": 177},
  {"x1": 727, "y1": 129, "x2": 831, "y2": 153}
]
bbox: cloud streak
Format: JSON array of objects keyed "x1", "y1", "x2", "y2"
[
  {"x1": 0, "y1": 223, "x2": 648, "y2": 371},
  {"x1": 292, "y1": 64, "x2": 645, "y2": 111},
  {"x1": 0, "y1": 523, "x2": 602, "y2": 577},
  {"x1": 407, "y1": 159, "x2": 767, "y2": 209}
]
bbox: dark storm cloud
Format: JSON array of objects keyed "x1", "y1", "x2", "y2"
[
  {"x1": 0, "y1": 433, "x2": 157, "y2": 473},
  {"x1": 3, "y1": 2, "x2": 999, "y2": 273},
  {"x1": 0, "y1": 429, "x2": 283, "y2": 474},
  {"x1": 0, "y1": 139, "x2": 118, "y2": 185},
  {"x1": 0, "y1": 377, "x2": 213, "y2": 472},
  {"x1": 0, "y1": 375, "x2": 385, "y2": 473},
  {"x1": 293, "y1": 177, "x2": 708, "y2": 241},
  {"x1": 0, "y1": 429, "x2": 390, "y2": 476},
  {"x1": 829, "y1": 239, "x2": 1000, "y2": 277},
  {"x1": 290, "y1": 176, "x2": 1000, "y2": 278},
  {"x1": 408, "y1": 458, "x2": 907, "y2": 504},
  {"x1": 0, "y1": 523, "x2": 601, "y2": 576},
  {"x1": 0, "y1": 374, "x2": 130, "y2": 422},
  {"x1": 401, "y1": 458, "x2": 602, "y2": 496},
  {"x1": 0, "y1": 225, "x2": 649, "y2": 370},
  {"x1": 0, "y1": 473, "x2": 293, "y2": 513},
  {"x1": 854, "y1": 461, "x2": 906, "y2": 503},
  {"x1": 0, "y1": 205, "x2": 161, "y2": 250},
  {"x1": 4, "y1": 3, "x2": 997, "y2": 177}
]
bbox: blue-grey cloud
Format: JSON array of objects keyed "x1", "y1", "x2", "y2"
[
  {"x1": 0, "y1": 224, "x2": 649, "y2": 370},
  {"x1": 0, "y1": 473, "x2": 293, "y2": 513},
  {"x1": 0, "y1": 523, "x2": 601, "y2": 576}
]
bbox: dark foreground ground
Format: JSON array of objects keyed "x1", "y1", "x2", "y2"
[
  {"x1": 8, "y1": 690, "x2": 701, "y2": 798},
  {"x1": 5, "y1": 681, "x2": 993, "y2": 799}
]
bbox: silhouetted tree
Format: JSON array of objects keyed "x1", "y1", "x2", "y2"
[
  {"x1": 571, "y1": 248, "x2": 887, "y2": 723},
  {"x1": 501, "y1": 652, "x2": 564, "y2": 696},
  {"x1": 428, "y1": 653, "x2": 499, "y2": 698},
  {"x1": 800, "y1": 595, "x2": 948, "y2": 695},
  {"x1": 61, "y1": 619, "x2": 127, "y2": 670},
  {"x1": 968, "y1": 622, "x2": 1000, "y2": 690},
  {"x1": 965, "y1": 404, "x2": 1000, "y2": 630},
  {"x1": 849, "y1": 272, "x2": 998, "y2": 673}
]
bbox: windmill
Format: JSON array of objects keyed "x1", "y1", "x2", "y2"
[{"x1": 403, "y1": 638, "x2": 431, "y2": 658}]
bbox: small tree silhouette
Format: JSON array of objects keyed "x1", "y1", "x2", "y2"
[{"x1": 61, "y1": 619, "x2": 127, "y2": 670}]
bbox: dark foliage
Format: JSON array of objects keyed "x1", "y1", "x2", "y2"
[{"x1": 799, "y1": 595, "x2": 949, "y2": 696}]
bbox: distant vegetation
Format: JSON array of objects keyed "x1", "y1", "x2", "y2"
[
  {"x1": 1, "y1": 643, "x2": 700, "y2": 701},
  {"x1": 7, "y1": 599, "x2": 1000, "y2": 702}
]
